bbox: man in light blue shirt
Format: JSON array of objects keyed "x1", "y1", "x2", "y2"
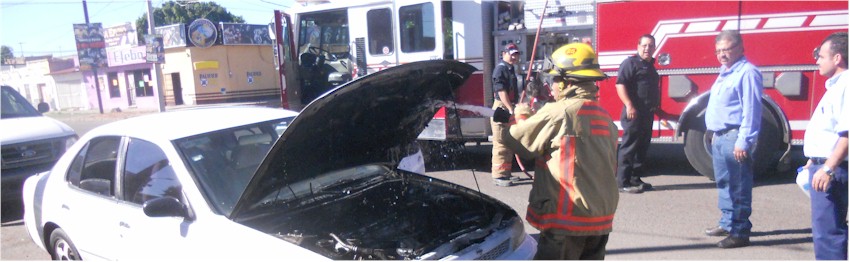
[
  {"x1": 804, "y1": 31, "x2": 848, "y2": 260},
  {"x1": 703, "y1": 30, "x2": 763, "y2": 249}
]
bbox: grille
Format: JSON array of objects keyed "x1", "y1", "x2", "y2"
[
  {"x1": 1, "y1": 138, "x2": 66, "y2": 170},
  {"x1": 474, "y1": 239, "x2": 510, "y2": 260}
]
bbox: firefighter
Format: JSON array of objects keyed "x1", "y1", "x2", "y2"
[
  {"x1": 490, "y1": 43, "x2": 522, "y2": 186},
  {"x1": 614, "y1": 34, "x2": 660, "y2": 194},
  {"x1": 492, "y1": 43, "x2": 619, "y2": 260}
]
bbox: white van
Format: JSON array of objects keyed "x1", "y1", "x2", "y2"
[{"x1": 1, "y1": 85, "x2": 77, "y2": 205}]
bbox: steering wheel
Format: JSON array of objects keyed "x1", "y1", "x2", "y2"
[{"x1": 308, "y1": 46, "x2": 336, "y2": 61}]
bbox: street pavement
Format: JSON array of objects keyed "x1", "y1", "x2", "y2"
[{"x1": 2, "y1": 104, "x2": 818, "y2": 260}]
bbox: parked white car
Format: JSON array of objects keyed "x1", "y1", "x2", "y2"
[
  {"x1": 23, "y1": 60, "x2": 536, "y2": 260},
  {"x1": 1, "y1": 85, "x2": 76, "y2": 206}
]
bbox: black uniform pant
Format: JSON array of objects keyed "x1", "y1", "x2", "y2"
[
  {"x1": 534, "y1": 230, "x2": 609, "y2": 260},
  {"x1": 617, "y1": 107, "x2": 653, "y2": 187}
]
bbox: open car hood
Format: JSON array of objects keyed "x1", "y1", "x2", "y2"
[{"x1": 231, "y1": 60, "x2": 476, "y2": 218}]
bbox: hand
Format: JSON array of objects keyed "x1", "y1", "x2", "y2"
[
  {"x1": 493, "y1": 107, "x2": 511, "y2": 123},
  {"x1": 812, "y1": 167, "x2": 832, "y2": 192},
  {"x1": 626, "y1": 105, "x2": 636, "y2": 120},
  {"x1": 733, "y1": 147, "x2": 748, "y2": 163}
]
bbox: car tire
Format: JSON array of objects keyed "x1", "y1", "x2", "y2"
[{"x1": 49, "y1": 228, "x2": 81, "y2": 260}]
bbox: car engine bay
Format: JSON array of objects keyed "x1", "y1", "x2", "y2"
[{"x1": 245, "y1": 173, "x2": 518, "y2": 260}]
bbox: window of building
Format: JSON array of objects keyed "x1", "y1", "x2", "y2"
[
  {"x1": 107, "y1": 72, "x2": 120, "y2": 98},
  {"x1": 399, "y1": 3, "x2": 436, "y2": 53},
  {"x1": 367, "y1": 8, "x2": 393, "y2": 56},
  {"x1": 132, "y1": 69, "x2": 153, "y2": 97}
]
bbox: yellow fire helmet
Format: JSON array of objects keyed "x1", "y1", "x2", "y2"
[{"x1": 548, "y1": 43, "x2": 607, "y2": 81}]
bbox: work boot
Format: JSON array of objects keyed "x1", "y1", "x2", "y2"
[
  {"x1": 631, "y1": 177, "x2": 653, "y2": 191},
  {"x1": 493, "y1": 177, "x2": 514, "y2": 187},
  {"x1": 717, "y1": 236, "x2": 750, "y2": 248},
  {"x1": 618, "y1": 184, "x2": 644, "y2": 194},
  {"x1": 704, "y1": 226, "x2": 729, "y2": 237}
]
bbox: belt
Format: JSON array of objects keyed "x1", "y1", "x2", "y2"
[
  {"x1": 810, "y1": 157, "x2": 849, "y2": 167},
  {"x1": 714, "y1": 127, "x2": 739, "y2": 135}
]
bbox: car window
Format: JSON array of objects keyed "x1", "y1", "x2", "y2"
[
  {"x1": 1, "y1": 86, "x2": 40, "y2": 119},
  {"x1": 66, "y1": 143, "x2": 90, "y2": 185},
  {"x1": 175, "y1": 118, "x2": 290, "y2": 215},
  {"x1": 123, "y1": 138, "x2": 182, "y2": 205},
  {"x1": 71, "y1": 136, "x2": 121, "y2": 196}
]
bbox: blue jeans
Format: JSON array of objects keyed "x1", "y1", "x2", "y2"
[
  {"x1": 711, "y1": 129, "x2": 753, "y2": 238},
  {"x1": 808, "y1": 163, "x2": 848, "y2": 260}
]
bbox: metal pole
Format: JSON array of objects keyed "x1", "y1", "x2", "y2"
[
  {"x1": 147, "y1": 0, "x2": 166, "y2": 112},
  {"x1": 519, "y1": 0, "x2": 549, "y2": 104},
  {"x1": 83, "y1": 0, "x2": 105, "y2": 114}
]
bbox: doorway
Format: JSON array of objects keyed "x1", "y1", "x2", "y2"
[{"x1": 171, "y1": 73, "x2": 184, "y2": 105}]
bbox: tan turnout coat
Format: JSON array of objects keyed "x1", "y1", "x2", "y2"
[{"x1": 501, "y1": 82, "x2": 619, "y2": 236}]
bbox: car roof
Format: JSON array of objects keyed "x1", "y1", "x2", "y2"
[{"x1": 86, "y1": 106, "x2": 298, "y2": 141}]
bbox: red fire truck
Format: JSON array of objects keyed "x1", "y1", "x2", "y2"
[
  {"x1": 596, "y1": 1, "x2": 848, "y2": 179},
  {"x1": 271, "y1": 0, "x2": 847, "y2": 179}
]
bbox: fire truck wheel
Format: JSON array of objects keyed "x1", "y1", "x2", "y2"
[
  {"x1": 684, "y1": 127, "x2": 715, "y2": 181},
  {"x1": 683, "y1": 108, "x2": 783, "y2": 181}
]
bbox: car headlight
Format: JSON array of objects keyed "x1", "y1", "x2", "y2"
[{"x1": 509, "y1": 217, "x2": 526, "y2": 250}]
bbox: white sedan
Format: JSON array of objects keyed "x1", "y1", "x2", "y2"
[{"x1": 23, "y1": 60, "x2": 536, "y2": 260}]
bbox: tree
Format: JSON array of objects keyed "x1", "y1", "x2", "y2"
[
  {"x1": 1, "y1": 45, "x2": 14, "y2": 65},
  {"x1": 135, "y1": 1, "x2": 245, "y2": 43}
]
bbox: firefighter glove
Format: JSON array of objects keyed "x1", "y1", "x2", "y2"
[{"x1": 493, "y1": 107, "x2": 511, "y2": 123}]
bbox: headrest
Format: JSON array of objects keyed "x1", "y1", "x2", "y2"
[{"x1": 238, "y1": 133, "x2": 272, "y2": 146}]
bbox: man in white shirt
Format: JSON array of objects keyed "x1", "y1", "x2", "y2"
[{"x1": 804, "y1": 31, "x2": 849, "y2": 260}]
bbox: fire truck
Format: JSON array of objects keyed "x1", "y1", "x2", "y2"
[
  {"x1": 270, "y1": 0, "x2": 848, "y2": 179},
  {"x1": 596, "y1": 1, "x2": 847, "y2": 179}
]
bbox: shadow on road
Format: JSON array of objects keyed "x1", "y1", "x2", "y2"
[
  {"x1": 607, "y1": 242, "x2": 719, "y2": 255},
  {"x1": 1, "y1": 200, "x2": 24, "y2": 224},
  {"x1": 751, "y1": 228, "x2": 812, "y2": 237}
]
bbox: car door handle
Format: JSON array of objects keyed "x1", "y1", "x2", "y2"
[
  {"x1": 119, "y1": 221, "x2": 130, "y2": 229},
  {"x1": 61, "y1": 204, "x2": 69, "y2": 210}
]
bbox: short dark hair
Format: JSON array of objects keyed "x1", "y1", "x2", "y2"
[
  {"x1": 640, "y1": 34, "x2": 655, "y2": 45},
  {"x1": 715, "y1": 30, "x2": 743, "y2": 46},
  {"x1": 821, "y1": 32, "x2": 848, "y2": 68}
]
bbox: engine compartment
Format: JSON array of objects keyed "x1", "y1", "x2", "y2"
[{"x1": 244, "y1": 174, "x2": 516, "y2": 260}]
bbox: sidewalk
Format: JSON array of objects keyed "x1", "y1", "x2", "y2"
[{"x1": 45, "y1": 99, "x2": 284, "y2": 122}]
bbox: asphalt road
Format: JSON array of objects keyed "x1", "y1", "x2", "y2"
[{"x1": 2, "y1": 110, "x2": 816, "y2": 260}]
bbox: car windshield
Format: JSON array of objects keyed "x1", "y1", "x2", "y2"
[
  {"x1": 1, "y1": 86, "x2": 41, "y2": 119},
  {"x1": 174, "y1": 116, "x2": 294, "y2": 215}
]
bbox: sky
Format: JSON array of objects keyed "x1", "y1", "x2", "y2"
[{"x1": 1, "y1": 0, "x2": 296, "y2": 57}]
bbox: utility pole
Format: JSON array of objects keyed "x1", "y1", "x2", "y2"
[
  {"x1": 18, "y1": 42, "x2": 23, "y2": 57},
  {"x1": 82, "y1": 0, "x2": 105, "y2": 114},
  {"x1": 147, "y1": 0, "x2": 167, "y2": 112}
]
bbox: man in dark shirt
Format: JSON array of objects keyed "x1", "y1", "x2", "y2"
[
  {"x1": 615, "y1": 34, "x2": 660, "y2": 194},
  {"x1": 491, "y1": 43, "x2": 521, "y2": 186}
]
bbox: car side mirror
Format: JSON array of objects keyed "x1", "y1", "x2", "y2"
[
  {"x1": 143, "y1": 197, "x2": 190, "y2": 219},
  {"x1": 37, "y1": 102, "x2": 50, "y2": 113}
]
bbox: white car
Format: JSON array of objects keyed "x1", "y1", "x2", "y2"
[{"x1": 23, "y1": 60, "x2": 536, "y2": 260}]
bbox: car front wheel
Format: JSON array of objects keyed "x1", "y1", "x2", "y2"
[{"x1": 49, "y1": 228, "x2": 81, "y2": 260}]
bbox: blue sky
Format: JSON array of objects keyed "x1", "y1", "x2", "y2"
[{"x1": 1, "y1": 0, "x2": 296, "y2": 57}]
